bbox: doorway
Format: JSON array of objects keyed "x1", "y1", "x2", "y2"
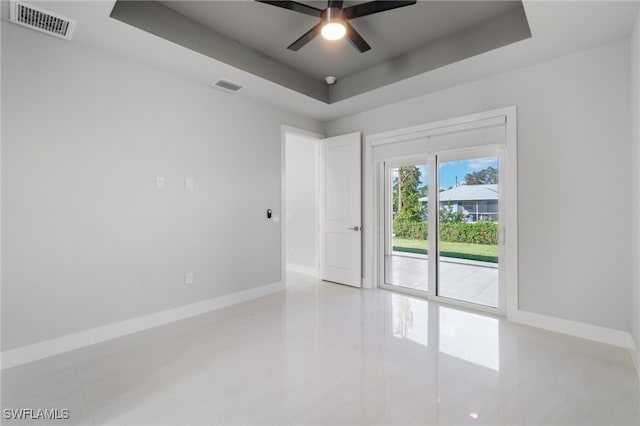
[
  {"x1": 283, "y1": 130, "x2": 321, "y2": 278},
  {"x1": 282, "y1": 128, "x2": 363, "y2": 288},
  {"x1": 372, "y1": 107, "x2": 517, "y2": 316}
]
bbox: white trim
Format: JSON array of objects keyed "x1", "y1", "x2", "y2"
[
  {"x1": 380, "y1": 282, "x2": 428, "y2": 300},
  {"x1": 1, "y1": 281, "x2": 284, "y2": 370},
  {"x1": 361, "y1": 276, "x2": 373, "y2": 288},
  {"x1": 632, "y1": 345, "x2": 640, "y2": 379},
  {"x1": 516, "y1": 310, "x2": 635, "y2": 349},
  {"x1": 503, "y1": 107, "x2": 518, "y2": 321},
  {"x1": 286, "y1": 263, "x2": 317, "y2": 276},
  {"x1": 369, "y1": 111, "x2": 507, "y2": 147},
  {"x1": 281, "y1": 124, "x2": 324, "y2": 140}
]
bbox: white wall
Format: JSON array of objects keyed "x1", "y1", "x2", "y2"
[
  {"x1": 1, "y1": 24, "x2": 322, "y2": 351},
  {"x1": 327, "y1": 40, "x2": 632, "y2": 332},
  {"x1": 631, "y1": 10, "x2": 640, "y2": 372},
  {"x1": 285, "y1": 133, "x2": 318, "y2": 273}
]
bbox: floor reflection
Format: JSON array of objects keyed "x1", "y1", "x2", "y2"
[
  {"x1": 391, "y1": 294, "x2": 428, "y2": 347},
  {"x1": 439, "y1": 306, "x2": 499, "y2": 370},
  {"x1": 2, "y1": 272, "x2": 638, "y2": 426}
]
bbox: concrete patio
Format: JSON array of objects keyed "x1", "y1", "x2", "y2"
[{"x1": 385, "y1": 252, "x2": 498, "y2": 307}]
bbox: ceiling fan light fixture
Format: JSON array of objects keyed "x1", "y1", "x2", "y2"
[
  {"x1": 321, "y1": 22, "x2": 346, "y2": 40},
  {"x1": 257, "y1": 0, "x2": 417, "y2": 53},
  {"x1": 320, "y1": 7, "x2": 346, "y2": 41}
]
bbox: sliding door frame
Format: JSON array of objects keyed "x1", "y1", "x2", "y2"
[
  {"x1": 379, "y1": 154, "x2": 429, "y2": 297},
  {"x1": 430, "y1": 146, "x2": 505, "y2": 313},
  {"x1": 367, "y1": 106, "x2": 518, "y2": 319}
]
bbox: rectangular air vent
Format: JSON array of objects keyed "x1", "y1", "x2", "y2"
[
  {"x1": 9, "y1": 0, "x2": 76, "y2": 40},
  {"x1": 212, "y1": 80, "x2": 244, "y2": 93}
]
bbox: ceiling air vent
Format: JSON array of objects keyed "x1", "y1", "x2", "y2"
[
  {"x1": 9, "y1": 0, "x2": 76, "y2": 40},
  {"x1": 212, "y1": 80, "x2": 244, "y2": 93}
]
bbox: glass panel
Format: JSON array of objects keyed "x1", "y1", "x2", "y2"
[
  {"x1": 437, "y1": 156, "x2": 499, "y2": 307},
  {"x1": 384, "y1": 163, "x2": 428, "y2": 292}
]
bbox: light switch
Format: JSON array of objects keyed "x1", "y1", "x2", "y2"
[
  {"x1": 156, "y1": 176, "x2": 165, "y2": 189},
  {"x1": 186, "y1": 178, "x2": 194, "y2": 190}
]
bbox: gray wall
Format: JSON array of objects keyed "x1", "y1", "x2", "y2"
[
  {"x1": 631, "y1": 11, "x2": 640, "y2": 368},
  {"x1": 327, "y1": 40, "x2": 632, "y2": 332},
  {"x1": 1, "y1": 24, "x2": 322, "y2": 351},
  {"x1": 285, "y1": 134, "x2": 318, "y2": 272}
]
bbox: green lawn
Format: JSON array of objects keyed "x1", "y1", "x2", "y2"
[{"x1": 393, "y1": 237, "x2": 498, "y2": 263}]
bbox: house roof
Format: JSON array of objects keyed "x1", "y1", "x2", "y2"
[{"x1": 419, "y1": 184, "x2": 497, "y2": 202}]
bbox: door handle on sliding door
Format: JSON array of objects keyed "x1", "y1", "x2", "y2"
[{"x1": 348, "y1": 226, "x2": 360, "y2": 231}]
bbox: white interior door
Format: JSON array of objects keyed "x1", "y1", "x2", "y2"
[{"x1": 319, "y1": 132, "x2": 362, "y2": 287}]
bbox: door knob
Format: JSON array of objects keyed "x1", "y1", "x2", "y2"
[{"x1": 348, "y1": 226, "x2": 360, "y2": 231}]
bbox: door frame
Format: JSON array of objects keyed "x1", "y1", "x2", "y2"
[
  {"x1": 280, "y1": 125, "x2": 324, "y2": 287},
  {"x1": 367, "y1": 106, "x2": 518, "y2": 319}
]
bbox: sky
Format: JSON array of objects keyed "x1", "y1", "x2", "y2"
[{"x1": 413, "y1": 156, "x2": 498, "y2": 190}]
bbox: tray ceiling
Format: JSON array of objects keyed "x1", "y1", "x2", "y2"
[{"x1": 111, "y1": 1, "x2": 531, "y2": 103}]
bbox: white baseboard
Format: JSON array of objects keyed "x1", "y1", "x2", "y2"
[
  {"x1": 286, "y1": 263, "x2": 316, "y2": 276},
  {"x1": 1, "y1": 281, "x2": 284, "y2": 370},
  {"x1": 631, "y1": 342, "x2": 640, "y2": 379},
  {"x1": 361, "y1": 276, "x2": 373, "y2": 289},
  {"x1": 516, "y1": 310, "x2": 635, "y2": 349}
]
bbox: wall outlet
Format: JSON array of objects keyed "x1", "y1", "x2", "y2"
[
  {"x1": 185, "y1": 272, "x2": 193, "y2": 285},
  {"x1": 156, "y1": 176, "x2": 165, "y2": 189},
  {"x1": 185, "y1": 178, "x2": 194, "y2": 190}
]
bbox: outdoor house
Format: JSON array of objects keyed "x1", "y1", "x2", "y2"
[{"x1": 420, "y1": 184, "x2": 499, "y2": 222}]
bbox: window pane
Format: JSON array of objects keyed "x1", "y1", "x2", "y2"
[
  {"x1": 437, "y1": 156, "x2": 498, "y2": 307},
  {"x1": 385, "y1": 164, "x2": 429, "y2": 292}
]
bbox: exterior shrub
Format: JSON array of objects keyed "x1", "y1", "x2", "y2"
[
  {"x1": 440, "y1": 221, "x2": 498, "y2": 245},
  {"x1": 393, "y1": 217, "x2": 427, "y2": 240},
  {"x1": 393, "y1": 220, "x2": 497, "y2": 245}
]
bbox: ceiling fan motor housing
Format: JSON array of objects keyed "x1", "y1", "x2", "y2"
[{"x1": 322, "y1": 7, "x2": 346, "y2": 25}]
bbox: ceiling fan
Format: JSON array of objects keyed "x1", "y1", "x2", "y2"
[{"x1": 256, "y1": 0, "x2": 417, "y2": 53}]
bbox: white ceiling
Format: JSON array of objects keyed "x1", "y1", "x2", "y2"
[{"x1": 2, "y1": 1, "x2": 638, "y2": 122}]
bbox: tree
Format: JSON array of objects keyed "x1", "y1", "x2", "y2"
[
  {"x1": 439, "y1": 201, "x2": 464, "y2": 223},
  {"x1": 465, "y1": 166, "x2": 498, "y2": 185},
  {"x1": 395, "y1": 166, "x2": 422, "y2": 222}
]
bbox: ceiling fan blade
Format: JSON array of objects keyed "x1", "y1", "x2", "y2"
[
  {"x1": 255, "y1": 1, "x2": 323, "y2": 18},
  {"x1": 327, "y1": 0, "x2": 343, "y2": 8},
  {"x1": 345, "y1": 22, "x2": 371, "y2": 53},
  {"x1": 287, "y1": 22, "x2": 323, "y2": 51},
  {"x1": 344, "y1": 1, "x2": 417, "y2": 20}
]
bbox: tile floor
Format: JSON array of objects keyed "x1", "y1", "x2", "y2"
[
  {"x1": 385, "y1": 254, "x2": 498, "y2": 307},
  {"x1": 2, "y1": 272, "x2": 639, "y2": 425}
]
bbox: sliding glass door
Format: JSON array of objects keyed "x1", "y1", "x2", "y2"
[
  {"x1": 380, "y1": 148, "x2": 503, "y2": 310},
  {"x1": 435, "y1": 151, "x2": 500, "y2": 308},
  {"x1": 383, "y1": 157, "x2": 429, "y2": 293},
  {"x1": 374, "y1": 109, "x2": 515, "y2": 315}
]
